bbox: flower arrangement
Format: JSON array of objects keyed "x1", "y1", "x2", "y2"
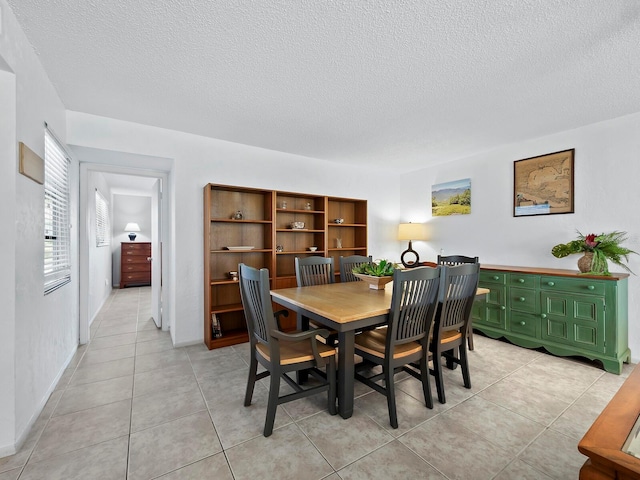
[
  {"x1": 551, "y1": 231, "x2": 636, "y2": 275},
  {"x1": 352, "y1": 259, "x2": 398, "y2": 277}
]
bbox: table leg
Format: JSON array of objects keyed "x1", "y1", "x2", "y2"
[{"x1": 338, "y1": 330, "x2": 355, "y2": 419}]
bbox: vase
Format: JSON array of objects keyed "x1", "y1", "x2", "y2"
[{"x1": 577, "y1": 252, "x2": 593, "y2": 273}]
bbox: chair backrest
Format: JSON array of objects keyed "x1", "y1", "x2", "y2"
[
  {"x1": 239, "y1": 263, "x2": 277, "y2": 347},
  {"x1": 295, "y1": 256, "x2": 335, "y2": 287},
  {"x1": 437, "y1": 255, "x2": 479, "y2": 266},
  {"x1": 339, "y1": 255, "x2": 373, "y2": 282},
  {"x1": 386, "y1": 266, "x2": 441, "y2": 350},
  {"x1": 436, "y1": 263, "x2": 480, "y2": 334}
]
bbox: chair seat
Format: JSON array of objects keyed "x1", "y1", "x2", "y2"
[
  {"x1": 441, "y1": 330, "x2": 462, "y2": 344},
  {"x1": 257, "y1": 339, "x2": 336, "y2": 366},
  {"x1": 355, "y1": 330, "x2": 422, "y2": 359}
]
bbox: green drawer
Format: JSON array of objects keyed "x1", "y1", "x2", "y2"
[
  {"x1": 540, "y1": 276, "x2": 606, "y2": 296},
  {"x1": 510, "y1": 287, "x2": 539, "y2": 313},
  {"x1": 509, "y1": 312, "x2": 538, "y2": 337},
  {"x1": 480, "y1": 271, "x2": 507, "y2": 285},
  {"x1": 509, "y1": 273, "x2": 538, "y2": 289}
]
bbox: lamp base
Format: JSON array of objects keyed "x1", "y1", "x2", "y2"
[
  {"x1": 128, "y1": 233, "x2": 137, "y2": 241},
  {"x1": 401, "y1": 240, "x2": 420, "y2": 268}
]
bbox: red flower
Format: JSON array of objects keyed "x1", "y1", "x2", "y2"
[{"x1": 584, "y1": 234, "x2": 599, "y2": 248}]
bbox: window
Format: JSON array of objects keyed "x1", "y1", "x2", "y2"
[
  {"x1": 95, "y1": 189, "x2": 110, "y2": 247},
  {"x1": 44, "y1": 129, "x2": 71, "y2": 294}
]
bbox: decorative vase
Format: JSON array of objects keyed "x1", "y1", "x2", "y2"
[
  {"x1": 577, "y1": 252, "x2": 593, "y2": 273},
  {"x1": 353, "y1": 273, "x2": 393, "y2": 290}
]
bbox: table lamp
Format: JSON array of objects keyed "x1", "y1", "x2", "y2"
[
  {"x1": 398, "y1": 222, "x2": 427, "y2": 268},
  {"x1": 124, "y1": 222, "x2": 141, "y2": 241}
]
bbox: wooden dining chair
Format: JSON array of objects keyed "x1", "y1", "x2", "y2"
[
  {"x1": 429, "y1": 263, "x2": 480, "y2": 404},
  {"x1": 239, "y1": 263, "x2": 337, "y2": 437},
  {"x1": 353, "y1": 266, "x2": 441, "y2": 428},
  {"x1": 437, "y1": 255, "x2": 479, "y2": 350},
  {"x1": 339, "y1": 255, "x2": 373, "y2": 282}
]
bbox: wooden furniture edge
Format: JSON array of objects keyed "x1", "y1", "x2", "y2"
[
  {"x1": 578, "y1": 365, "x2": 640, "y2": 477},
  {"x1": 480, "y1": 264, "x2": 630, "y2": 280}
]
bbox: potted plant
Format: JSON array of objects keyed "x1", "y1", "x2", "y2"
[
  {"x1": 352, "y1": 259, "x2": 398, "y2": 289},
  {"x1": 551, "y1": 231, "x2": 636, "y2": 275}
]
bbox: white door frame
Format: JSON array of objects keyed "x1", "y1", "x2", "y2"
[{"x1": 79, "y1": 162, "x2": 171, "y2": 344}]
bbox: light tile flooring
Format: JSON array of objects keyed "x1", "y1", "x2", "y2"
[{"x1": 0, "y1": 286, "x2": 634, "y2": 479}]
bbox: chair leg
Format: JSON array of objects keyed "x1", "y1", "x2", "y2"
[
  {"x1": 420, "y1": 354, "x2": 433, "y2": 409},
  {"x1": 384, "y1": 366, "x2": 398, "y2": 429},
  {"x1": 244, "y1": 352, "x2": 258, "y2": 407},
  {"x1": 433, "y1": 351, "x2": 446, "y2": 404},
  {"x1": 264, "y1": 368, "x2": 280, "y2": 437},
  {"x1": 327, "y1": 357, "x2": 337, "y2": 415},
  {"x1": 467, "y1": 323, "x2": 474, "y2": 351},
  {"x1": 459, "y1": 345, "x2": 471, "y2": 389}
]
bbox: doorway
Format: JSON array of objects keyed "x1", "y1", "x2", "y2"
[{"x1": 76, "y1": 148, "x2": 172, "y2": 345}]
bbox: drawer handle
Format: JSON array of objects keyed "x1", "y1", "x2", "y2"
[
  {"x1": 518, "y1": 278, "x2": 525, "y2": 283},
  {"x1": 587, "y1": 285, "x2": 595, "y2": 290},
  {"x1": 500, "y1": 305, "x2": 506, "y2": 310},
  {"x1": 541, "y1": 313, "x2": 547, "y2": 319},
  {"x1": 520, "y1": 321, "x2": 526, "y2": 326},
  {"x1": 519, "y1": 297, "x2": 525, "y2": 302},
  {"x1": 493, "y1": 276, "x2": 500, "y2": 280},
  {"x1": 547, "y1": 281, "x2": 555, "y2": 287}
]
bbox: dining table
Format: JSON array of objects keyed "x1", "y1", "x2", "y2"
[{"x1": 271, "y1": 280, "x2": 490, "y2": 419}]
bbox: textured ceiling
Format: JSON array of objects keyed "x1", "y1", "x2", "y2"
[{"x1": 8, "y1": 0, "x2": 640, "y2": 172}]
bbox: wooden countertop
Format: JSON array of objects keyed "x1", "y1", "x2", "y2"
[{"x1": 480, "y1": 264, "x2": 630, "y2": 281}]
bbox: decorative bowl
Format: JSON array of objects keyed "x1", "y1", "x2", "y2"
[
  {"x1": 353, "y1": 273, "x2": 394, "y2": 290},
  {"x1": 290, "y1": 221, "x2": 305, "y2": 229},
  {"x1": 308, "y1": 246, "x2": 318, "y2": 252}
]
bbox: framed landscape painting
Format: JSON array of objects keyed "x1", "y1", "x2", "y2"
[
  {"x1": 514, "y1": 149, "x2": 574, "y2": 217},
  {"x1": 432, "y1": 178, "x2": 471, "y2": 216}
]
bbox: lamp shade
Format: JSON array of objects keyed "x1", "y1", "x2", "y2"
[
  {"x1": 397, "y1": 223, "x2": 427, "y2": 241},
  {"x1": 124, "y1": 222, "x2": 141, "y2": 232}
]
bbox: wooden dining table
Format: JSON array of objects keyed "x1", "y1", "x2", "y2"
[{"x1": 271, "y1": 280, "x2": 489, "y2": 419}]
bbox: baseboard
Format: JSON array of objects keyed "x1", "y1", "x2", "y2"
[{"x1": 9, "y1": 344, "x2": 78, "y2": 457}]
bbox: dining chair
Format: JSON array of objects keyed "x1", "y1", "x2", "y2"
[
  {"x1": 339, "y1": 255, "x2": 373, "y2": 282},
  {"x1": 429, "y1": 263, "x2": 480, "y2": 404},
  {"x1": 239, "y1": 263, "x2": 337, "y2": 437},
  {"x1": 353, "y1": 266, "x2": 441, "y2": 428},
  {"x1": 437, "y1": 254, "x2": 479, "y2": 350},
  {"x1": 295, "y1": 256, "x2": 335, "y2": 286}
]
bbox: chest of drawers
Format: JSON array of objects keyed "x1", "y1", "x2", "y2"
[{"x1": 120, "y1": 242, "x2": 151, "y2": 288}]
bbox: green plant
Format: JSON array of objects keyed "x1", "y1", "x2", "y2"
[
  {"x1": 352, "y1": 259, "x2": 398, "y2": 277},
  {"x1": 551, "y1": 231, "x2": 636, "y2": 275}
]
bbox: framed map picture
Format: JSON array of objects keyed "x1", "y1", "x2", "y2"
[{"x1": 514, "y1": 149, "x2": 574, "y2": 217}]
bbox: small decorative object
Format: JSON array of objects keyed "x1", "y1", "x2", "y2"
[
  {"x1": 227, "y1": 271, "x2": 239, "y2": 281},
  {"x1": 336, "y1": 238, "x2": 342, "y2": 248},
  {"x1": 551, "y1": 231, "x2": 636, "y2": 275},
  {"x1": 124, "y1": 222, "x2": 140, "y2": 241},
  {"x1": 232, "y1": 210, "x2": 243, "y2": 220},
  {"x1": 352, "y1": 259, "x2": 398, "y2": 290},
  {"x1": 514, "y1": 149, "x2": 574, "y2": 217},
  {"x1": 334, "y1": 218, "x2": 344, "y2": 224},
  {"x1": 211, "y1": 313, "x2": 222, "y2": 338},
  {"x1": 281, "y1": 200, "x2": 287, "y2": 209},
  {"x1": 276, "y1": 245, "x2": 284, "y2": 252},
  {"x1": 290, "y1": 221, "x2": 305, "y2": 229},
  {"x1": 304, "y1": 202, "x2": 312, "y2": 210},
  {"x1": 308, "y1": 246, "x2": 318, "y2": 252}
]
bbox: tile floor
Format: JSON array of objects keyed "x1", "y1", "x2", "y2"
[{"x1": 0, "y1": 286, "x2": 634, "y2": 479}]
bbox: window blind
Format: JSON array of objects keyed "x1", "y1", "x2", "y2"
[
  {"x1": 44, "y1": 129, "x2": 71, "y2": 294},
  {"x1": 95, "y1": 189, "x2": 110, "y2": 247}
]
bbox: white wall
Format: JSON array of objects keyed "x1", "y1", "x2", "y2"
[
  {"x1": 112, "y1": 194, "x2": 152, "y2": 287},
  {"x1": 87, "y1": 171, "x2": 113, "y2": 323},
  {"x1": 1, "y1": 0, "x2": 78, "y2": 455},
  {"x1": 400, "y1": 111, "x2": 640, "y2": 362},
  {"x1": 67, "y1": 111, "x2": 403, "y2": 346}
]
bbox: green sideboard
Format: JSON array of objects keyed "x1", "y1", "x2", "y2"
[{"x1": 471, "y1": 264, "x2": 630, "y2": 374}]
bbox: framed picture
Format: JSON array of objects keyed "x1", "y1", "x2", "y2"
[
  {"x1": 514, "y1": 149, "x2": 574, "y2": 217},
  {"x1": 432, "y1": 178, "x2": 471, "y2": 216}
]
